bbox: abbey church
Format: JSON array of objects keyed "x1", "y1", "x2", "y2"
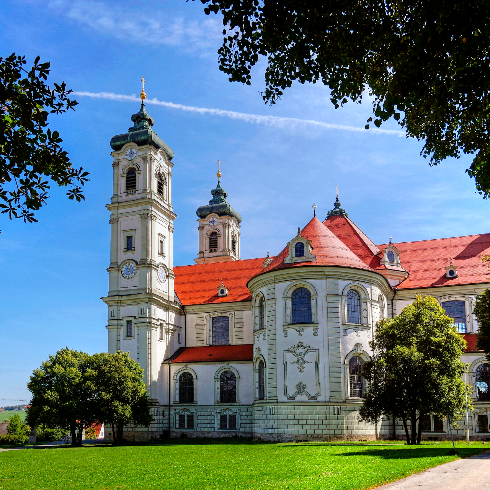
[{"x1": 101, "y1": 95, "x2": 490, "y2": 442}]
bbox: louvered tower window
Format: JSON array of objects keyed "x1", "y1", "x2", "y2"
[
  {"x1": 209, "y1": 232, "x2": 218, "y2": 252},
  {"x1": 126, "y1": 168, "x2": 136, "y2": 190}
]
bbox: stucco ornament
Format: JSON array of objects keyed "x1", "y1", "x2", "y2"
[
  {"x1": 291, "y1": 381, "x2": 311, "y2": 398},
  {"x1": 289, "y1": 341, "x2": 313, "y2": 373}
]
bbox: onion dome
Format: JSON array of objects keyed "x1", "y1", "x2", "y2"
[
  {"x1": 196, "y1": 173, "x2": 242, "y2": 223},
  {"x1": 110, "y1": 101, "x2": 174, "y2": 160}
]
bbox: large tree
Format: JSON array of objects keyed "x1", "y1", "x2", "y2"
[
  {"x1": 93, "y1": 351, "x2": 153, "y2": 445},
  {"x1": 26, "y1": 348, "x2": 98, "y2": 446},
  {"x1": 0, "y1": 53, "x2": 88, "y2": 222},
  {"x1": 200, "y1": 0, "x2": 490, "y2": 196},
  {"x1": 359, "y1": 295, "x2": 469, "y2": 445},
  {"x1": 474, "y1": 289, "x2": 490, "y2": 360}
]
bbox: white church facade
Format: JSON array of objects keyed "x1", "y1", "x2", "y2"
[{"x1": 102, "y1": 96, "x2": 490, "y2": 442}]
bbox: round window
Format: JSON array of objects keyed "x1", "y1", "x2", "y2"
[{"x1": 448, "y1": 269, "x2": 455, "y2": 277}]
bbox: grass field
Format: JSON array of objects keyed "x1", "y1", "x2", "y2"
[
  {"x1": 0, "y1": 439, "x2": 488, "y2": 490},
  {"x1": 0, "y1": 411, "x2": 26, "y2": 423}
]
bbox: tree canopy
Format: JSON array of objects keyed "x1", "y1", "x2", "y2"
[
  {"x1": 27, "y1": 348, "x2": 152, "y2": 446},
  {"x1": 474, "y1": 289, "x2": 490, "y2": 360},
  {"x1": 0, "y1": 53, "x2": 88, "y2": 222},
  {"x1": 200, "y1": 0, "x2": 490, "y2": 196},
  {"x1": 359, "y1": 295, "x2": 469, "y2": 445}
]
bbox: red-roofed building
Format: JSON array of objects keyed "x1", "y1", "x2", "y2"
[{"x1": 102, "y1": 103, "x2": 490, "y2": 444}]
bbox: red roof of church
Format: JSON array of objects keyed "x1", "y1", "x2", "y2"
[
  {"x1": 381, "y1": 234, "x2": 490, "y2": 290},
  {"x1": 324, "y1": 215, "x2": 381, "y2": 269},
  {"x1": 167, "y1": 344, "x2": 253, "y2": 363},
  {"x1": 174, "y1": 258, "x2": 265, "y2": 306},
  {"x1": 261, "y1": 217, "x2": 372, "y2": 274}
]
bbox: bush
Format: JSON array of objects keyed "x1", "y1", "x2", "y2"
[
  {"x1": 7, "y1": 414, "x2": 29, "y2": 443},
  {"x1": 0, "y1": 434, "x2": 28, "y2": 445},
  {"x1": 36, "y1": 425, "x2": 66, "y2": 443}
]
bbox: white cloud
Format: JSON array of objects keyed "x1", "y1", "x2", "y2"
[
  {"x1": 73, "y1": 91, "x2": 406, "y2": 137},
  {"x1": 47, "y1": 0, "x2": 222, "y2": 52}
]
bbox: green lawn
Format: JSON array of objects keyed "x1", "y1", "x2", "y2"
[
  {"x1": 0, "y1": 411, "x2": 26, "y2": 423},
  {"x1": 0, "y1": 439, "x2": 488, "y2": 490}
]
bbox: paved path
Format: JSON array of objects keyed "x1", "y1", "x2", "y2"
[{"x1": 377, "y1": 450, "x2": 490, "y2": 490}]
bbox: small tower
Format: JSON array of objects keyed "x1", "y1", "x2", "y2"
[{"x1": 195, "y1": 162, "x2": 241, "y2": 263}]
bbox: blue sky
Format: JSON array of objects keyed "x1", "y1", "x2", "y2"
[{"x1": 1, "y1": 0, "x2": 489, "y2": 406}]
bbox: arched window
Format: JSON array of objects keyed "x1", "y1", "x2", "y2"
[
  {"x1": 295, "y1": 242, "x2": 304, "y2": 257},
  {"x1": 258, "y1": 360, "x2": 265, "y2": 400},
  {"x1": 157, "y1": 174, "x2": 165, "y2": 197},
  {"x1": 126, "y1": 168, "x2": 136, "y2": 190},
  {"x1": 232, "y1": 237, "x2": 237, "y2": 254},
  {"x1": 347, "y1": 290, "x2": 361, "y2": 324},
  {"x1": 441, "y1": 300, "x2": 466, "y2": 333},
  {"x1": 179, "y1": 372, "x2": 194, "y2": 403},
  {"x1": 349, "y1": 356, "x2": 364, "y2": 398},
  {"x1": 258, "y1": 296, "x2": 265, "y2": 330},
  {"x1": 209, "y1": 232, "x2": 218, "y2": 252},
  {"x1": 212, "y1": 316, "x2": 229, "y2": 345},
  {"x1": 476, "y1": 363, "x2": 490, "y2": 401},
  {"x1": 220, "y1": 370, "x2": 236, "y2": 403},
  {"x1": 291, "y1": 288, "x2": 312, "y2": 323}
]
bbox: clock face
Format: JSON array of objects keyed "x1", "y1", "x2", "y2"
[
  {"x1": 209, "y1": 217, "x2": 218, "y2": 226},
  {"x1": 125, "y1": 148, "x2": 137, "y2": 161},
  {"x1": 157, "y1": 264, "x2": 167, "y2": 283},
  {"x1": 121, "y1": 260, "x2": 137, "y2": 279}
]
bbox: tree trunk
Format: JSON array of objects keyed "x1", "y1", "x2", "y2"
[
  {"x1": 111, "y1": 422, "x2": 116, "y2": 445},
  {"x1": 70, "y1": 424, "x2": 77, "y2": 447},
  {"x1": 410, "y1": 410, "x2": 417, "y2": 445},
  {"x1": 417, "y1": 413, "x2": 423, "y2": 445},
  {"x1": 402, "y1": 415, "x2": 410, "y2": 445},
  {"x1": 116, "y1": 424, "x2": 124, "y2": 445}
]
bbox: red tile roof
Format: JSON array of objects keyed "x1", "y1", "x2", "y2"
[
  {"x1": 261, "y1": 217, "x2": 372, "y2": 274},
  {"x1": 462, "y1": 333, "x2": 481, "y2": 353},
  {"x1": 380, "y1": 234, "x2": 490, "y2": 289},
  {"x1": 168, "y1": 344, "x2": 253, "y2": 363},
  {"x1": 174, "y1": 257, "x2": 265, "y2": 306},
  {"x1": 324, "y1": 215, "x2": 381, "y2": 268}
]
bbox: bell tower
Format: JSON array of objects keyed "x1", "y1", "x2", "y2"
[
  {"x1": 102, "y1": 80, "x2": 181, "y2": 402},
  {"x1": 195, "y1": 162, "x2": 242, "y2": 263}
]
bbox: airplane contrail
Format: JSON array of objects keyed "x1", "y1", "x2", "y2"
[{"x1": 73, "y1": 91, "x2": 405, "y2": 137}]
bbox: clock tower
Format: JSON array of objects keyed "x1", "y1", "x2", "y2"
[
  {"x1": 195, "y1": 165, "x2": 242, "y2": 263},
  {"x1": 101, "y1": 83, "x2": 182, "y2": 405}
]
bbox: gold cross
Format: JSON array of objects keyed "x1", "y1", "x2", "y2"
[
  {"x1": 217, "y1": 160, "x2": 222, "y2": 179},
  {"x1": 336, "y1": 185, "x2": 339, "y2": 198},
  {"x1": 140, "y1": 77, "x2": 147, "y2": 100}
]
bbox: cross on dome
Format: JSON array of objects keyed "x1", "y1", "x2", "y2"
[{"x1": 140, "y1": 77, "x2": 147, "y2": 100}]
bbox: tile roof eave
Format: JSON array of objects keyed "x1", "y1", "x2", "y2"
[{"x1": 394, "y1": 280, "x2": 490, "y2": 291}]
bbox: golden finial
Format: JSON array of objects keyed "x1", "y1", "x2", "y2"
[
  {"x1": 336, "y1": 185, "x2": 339, "y2": 198},
  {"x1": 217, "y1": 160, "x2": 222, "y2": 180},
  {"x1": 140, "y1": 77, "x2": 147, "y2": 100}
]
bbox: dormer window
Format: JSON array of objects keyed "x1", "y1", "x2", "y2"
[
  {"x1": 295, "y1": 242, "x2": 305, "y2": 257},
  {"x1": 284, "y1": 237, "x2": 316, "y2": 264},
  {"x1": 217, "y1": 282, "x2": 229, "y2": 297},
  {"x1": 446, "y1": 262, "x2": 458, "y2": 278},
  {"x1": 381, "y1": 243, "x2": 402, "y2": 268}
]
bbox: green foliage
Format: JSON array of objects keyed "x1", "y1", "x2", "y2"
[
  {"x1": 200, "y1": 0, "x2": 490, "y2": 196},
  {"x1": 0, "y1": 53, "x2": 88, "y2": 222},
  {"x1": 474, "y1": 289, "x2": 490, "y2": 360},
  {"x1": 36, "y1": 424, "x2": 66, "y2": 443},
  {"x1": 0, "y1": 440, "x2": 488, "y2": 489},
  {"x1": 6, "y1": 414, "x2": 29, "y2": 444},
  {"x1": 26, "y1": 348, "x2": 99, "y2": 446},
  {"x1": 359, "y1": 295, "x2": 470, "y2": 445},
  {"x1": 0, "y1": 434, "x2": 26, "y2": 445},
  {"x1": 93, "y1": 351, "x2": 152, "y2": 444},
  {"x1": 27, "y1": 349, "x2": 152, "y2": 446}
]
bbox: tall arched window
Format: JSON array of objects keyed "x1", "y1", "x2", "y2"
[
  {"x1": 258, "y1": 360, "x2": 265, "y2": 400},
  {"x1": 291, "y1": 287, "x2": 312, "y2": 323},
  {"x1": 126, "y1": 168, "x2": 136, "y2": 190},
  {"x1": 295, "y1": 242, "x2": 304, "y2": 257},
  {"x1": 258, "y1": 296, "x2": 265, "y2": 330},
  {"x1": 212, "y1": 316, "x2": 229, "y2": 345},
  {"x1": 157, "y1": 174, "x2": 165, "y2": 197},
  {"x1": 349, "y1": 356, "x2": 364, "y2": 398},
  {"x1": 347, "y1": 290, "x2": 361, "y2": 324},
  {"x1": 209, "y1": 232, "x2": 218, "y2": 252},
  {"x1": 441, "y1": 300, "x2": 466, "y2": 333},
  {"x1": 220, "y1": 370, "x2": 236, "y2": 403},
  {"x1": 477, "y1": 363, "x2": 490, "y2": 401},
  {"x1": 179, "y1": 372, "x2": 194, "y2": 403}
]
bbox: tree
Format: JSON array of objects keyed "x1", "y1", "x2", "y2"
[
  {"x1": 474, "y1": 289, "x2": 490, "y2": 360},
  {"x1": 359, "y1": 295, "x2": 469, "y2": 445},
  {"x1": 93, "y1": 351, "x2": 152, "y2": 445},
  {"x1": 0, "y1": 53, "x2": 88, "y2": 222},
  {"x1": 6, "y1": 414, "x2": 29, "y2": 444},
  {"x1": 26, "y1": 348, "x2": 98, "y2": 446},
  {"x1": 200, "y1": 0, "x2": 490, "y2": 196}
]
